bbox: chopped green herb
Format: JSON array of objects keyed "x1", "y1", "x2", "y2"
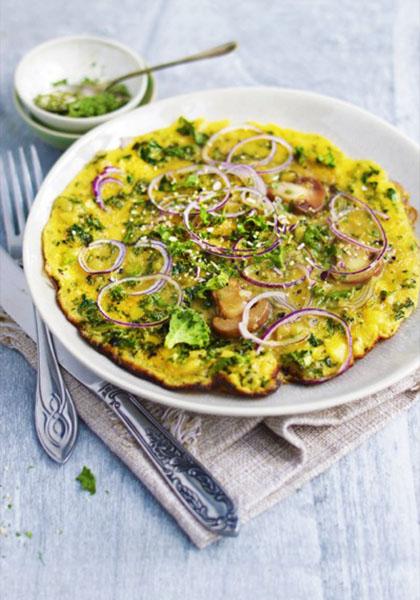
[
  {"x1": 386, "y1": 187, "x2": 398, "y2": 202},
  {"x1": 77, "y1": 294, "x2": 103, "y2": 326},
  {"x1": 294, "y1": 146, "x2": 306, "y2": 165},
  {"x1": 282, "y1": 349, "x2": 312, "y2": 369},
  {"x1": 210, "y1": 355, "x2": 238, "y2": 375},
  {"x1": 361, "y1": 167, "x2": 380, "y2": 186},
  {"x1": 401, "y1": 278, "x2": 417, "y2": 289},
  {"x1": 176, "y1": 116, "x2": 209, "y2": 146},
  {"x1": 109, "y1": 285, "x2": 125, "y2": 302},
  {"x1": 66, "y1": 214, "x2": 104, "y2": 246},
  {"x1": 136, "y1": 139, "x2": 197, "y2": 164},
  {"x1": 392, "y1": 298, "x2": 414, "y2": 320},
  {"x1": 316, "y1": 149, "x2": 336, "y2": 168},
  {"x1": 76, "y1": 466, "x2": 96, "y2": 495},
  {"x1": 308, "y1": 333, "x2": 323, "y2": 347},
  {"x1": 35, "y1": 81, "x2": 131, "y2": 117}
]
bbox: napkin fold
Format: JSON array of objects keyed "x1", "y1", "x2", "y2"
[{"x1": 1, "y1": 312, "x2": 418, "y2": 549}]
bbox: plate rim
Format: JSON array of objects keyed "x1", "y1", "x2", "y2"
[{"x1": 23, "y1": 85, "x2": 420, "y2": 417}]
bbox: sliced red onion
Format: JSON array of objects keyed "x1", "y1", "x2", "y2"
[
  {"x1": 329, "y1": 192, "x2": 388, "y2": 253},
  {"x1": 101, "y1": 166, "x2": 121, "y2": 177},
  {"x1": 304, "y1": 250, "x2": 384, "y2": 284},
  {"x1": 214, "y1": 187, "x2": 273, "y2": 218},
  {"x1": 238, "y1": 291, "x2": 297, "y2": 347},
  {"x1": 226, "y1": 135, "x2": 276, "y2": 167},
  {"x1": 92, "y1": 166, "x2": 122, "y2": 195},
  {"x1": 225, "y1": 134, "x2": 293, "y2": 175},
  {"x1": 221, "y1": 163, "x2": 267, "y2": 195},
  {"x1": 372, "y1": 208, "x2": 390, "y2": 220},
  {"x1": 202, "y1": 125, "x2": 264, "y2": 165},
  {"x1": 78, "y1": 240, "x2": 126, "y2": 274},
  {"x1": 305, "y1": 221, "x2": 388, "y2": 284},
  {"x1": 134, "y1": 240, "x2": 172, "y2": 275},
  {"x1": 184, "y1": 201, "x2": 281, "y2": 259},
  {"x1": 147, "y1": 165, "x2": 231, "y2": 215},
  {"x1": 131, "y1": 239, "x2": 173, "y2": 294},
  {"x1": 97, "y1": 274, "x2": 183, "y2": 328},
  {"x1": 260, "y1": 308, "x2": 353, "y2": 383},
  {"x1": 241, "y1": 263, "x2": 311, "y2": 289},
  {"x1": 93, "y1": 174, "x2": 123, "y2": 211},
  {"x1": 336, "y1": 279, "x2": 375, "y2": 310}
]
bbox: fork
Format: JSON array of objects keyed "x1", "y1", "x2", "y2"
[{"x1": 0, "y1": 146, "x2": 78, "y2": 463}]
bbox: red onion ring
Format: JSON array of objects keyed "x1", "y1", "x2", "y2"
[
  {"x1": 221, "y1": 163, "x2": 267, "y2": 196},
  {"x1": 184, "y1": 201, "x2": 281, "y2": 259},
  {"x1": 147, "y1": 165, "x2": 231, "y2": 215},
  {"x1": 305, "y1": 249, "x2": 386, "y2": 284},
  {"x1": 225, "y1": 134, "x2": 294, "y2": 175},
  {"x1": 241, "y1": 263, "x2": 311, "y2": 289},
  {"x1": 92, "y1": 166, "x2": 122, "y2": 210},
  {"x1": 260, "y1": 308, "x2": 353, "y2": 382},
  {"x1": 202, "y1": 125, "x2": 264, "y2": 165},
  {"x1": 226, "y1": 135, "x2": 276, "y2": 167},
  {"x1": 329, "y1": 192, "x2": 388, "y2": 253},
  {"x1": 215, "y1": 187, "x2": 274, "y2": 218},
  {"x1": 78, "y1": 239, "x2": 126, "y2": 274},
  {"x1": 97, "y1": 274, "x2": 183, "y2": 328},
  {"x1": 238, "y1": 291, "x2": 301, "y2": 346},
  {"x1": 93, "y1": 177, "x2": 123, "y2": 210},
  {"x1": 134, "y1": 239, "x2": 172, "y2": 275},
  {"x1": 130, "y1": 239, "x2": 173, "y2": 294}
]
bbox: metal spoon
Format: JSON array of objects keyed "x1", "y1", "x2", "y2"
[{"x1": 104, "y1": 41, "x2": 237, "y2": 91}]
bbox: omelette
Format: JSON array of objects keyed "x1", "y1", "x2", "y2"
[{"x1": 43, "y1": 117, "x2": 419, "y2": 396}]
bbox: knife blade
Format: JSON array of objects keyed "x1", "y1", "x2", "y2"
[{"x1": 0, "y1": 247, "x2": 240, "y2": 536}]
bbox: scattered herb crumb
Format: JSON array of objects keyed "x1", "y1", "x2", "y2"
[
  {"x1": 76, "y1": 466, "x2": 96, "y2": 495},
  {"x1": 37, "y1": 551, "x2": 45, "y2": 565},
  {"x1": 24, "y1": 531, "x2": 33, "y2": 539}
]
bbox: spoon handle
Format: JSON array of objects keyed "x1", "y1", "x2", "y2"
[{"x1": 106, "y1": 41, "x2": 237, "y2": 89}]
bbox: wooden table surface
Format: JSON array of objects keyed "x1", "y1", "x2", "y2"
[{"x1": 0, "y1": 1, "x2": 419, "y2": 598}]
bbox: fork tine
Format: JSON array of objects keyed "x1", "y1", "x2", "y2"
[
  {"x1": 18, "y1": 147, "x2": 35, "y2": 212},
  {"x1": 0, "y1": 157, "x2": 16, "y2": 253},
  {"x1": 30, "y1": 145, "x2": 43, "y2": 191},
  {"x1": 7, "y1": 150, "x2": 28, "y2": 237}
]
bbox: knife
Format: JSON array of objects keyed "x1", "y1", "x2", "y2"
[{"x1": 0, "y1": 247, "x2": 240, "y2": 537}]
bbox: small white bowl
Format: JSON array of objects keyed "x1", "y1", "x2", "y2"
[{"x1": 15, "y1": 35, "x2": 148, "y2": 133}]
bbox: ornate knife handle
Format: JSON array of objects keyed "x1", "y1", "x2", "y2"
[
  {"x1": 34, "y1": 308, "x2": 78, "y2": 464},
  {"x1": 95, "y1": 382, "x2": 240, "y2": 537}
]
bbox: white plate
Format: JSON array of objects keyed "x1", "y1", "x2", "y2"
[{"x1": 23, "y1": 87, "x2": 420, "y2": 417}]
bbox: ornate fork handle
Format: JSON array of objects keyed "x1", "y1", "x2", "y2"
[
  {"x1": 34, "y1": 308, "x2": 78, "y2": 463},
  {"x1": 94, "y1": 382, "x2": 240, "y2": 537}
]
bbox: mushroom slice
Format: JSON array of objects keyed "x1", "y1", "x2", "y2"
[
  {"x1": 274, "y1": 177, "x2": 326, "y2": 213},
  {"x1": 248, "y1": 299, "x2": 272, "y2": 330},
  {"x1": 212, "y1": 278, "x2": 251, "y2": 320},
  {"x1": 212, "y1": 299, "x2": 272, "y2": 339},
  {"x1": 212, "y1": 316, "x2": 241, "y2": 338}
]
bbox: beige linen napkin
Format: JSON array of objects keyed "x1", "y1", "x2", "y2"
[{"x1": 1, "y1": 312, "x2": 418, "y2": 549}]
